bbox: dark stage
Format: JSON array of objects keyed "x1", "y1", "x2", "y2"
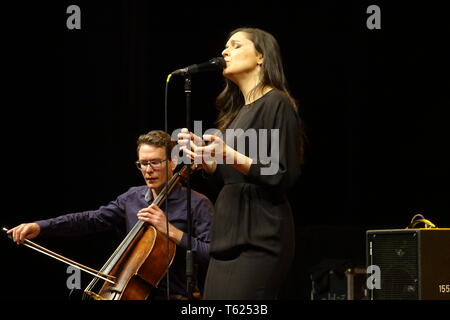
[{"x1": 2, "y1": 1, "x2": 449, "y2": 305}]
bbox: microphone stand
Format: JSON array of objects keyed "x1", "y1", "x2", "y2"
[{"x1": 184, "y1": 75, "x2": 194, "y2": 300}]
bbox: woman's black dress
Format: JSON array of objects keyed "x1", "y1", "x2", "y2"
[{"x1": 203, "y1": 89, "x2": 302, "y2": 299}]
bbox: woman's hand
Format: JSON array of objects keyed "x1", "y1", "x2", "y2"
[
  {"x1": 177, "y1": 128, "x2": 217, "y2": 174},
  {"x1": 201, "y1": 134, "x2": 253, "y2": 175},
  {"x1": 177, "y1": 128, "x2": 252, "y2": 175}
]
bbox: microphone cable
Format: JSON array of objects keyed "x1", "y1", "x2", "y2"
[
  {"x1": 163, "y1": 73, "x2": 173, "y2": 300},
  {"x1": 406, "y1": 213, "x2": 437, "y2": 229}
]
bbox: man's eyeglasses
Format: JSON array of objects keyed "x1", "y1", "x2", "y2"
[{"x1": 135, "y1": 159, "x2": 167, "y2": 170}]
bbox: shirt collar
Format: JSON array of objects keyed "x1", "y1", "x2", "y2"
[{"x1": 144, "y1": 183, "x2": 182, "y2": 204}]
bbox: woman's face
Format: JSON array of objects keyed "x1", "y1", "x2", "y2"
[{"x1": 221, "y1": 31, "x2": 263, "y2": 81}]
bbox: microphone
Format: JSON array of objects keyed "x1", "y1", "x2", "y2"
[{"x1": 171, "y1": 57, "x2": 225, "y2": 76}]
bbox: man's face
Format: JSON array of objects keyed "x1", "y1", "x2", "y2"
[{"x1": 137, "y1": 144, "x2": 175, "y2": 194}]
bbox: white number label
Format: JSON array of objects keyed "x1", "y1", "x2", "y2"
[{"x1": 438, "y1": 284, "x2": 450, "y2": 293}]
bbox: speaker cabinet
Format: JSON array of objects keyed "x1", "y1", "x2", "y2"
[{"x1": 366, "y1": 228, "x2": 450, "y2": 300}]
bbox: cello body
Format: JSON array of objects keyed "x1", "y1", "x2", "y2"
[{"x1": 85, "y1": 225, "x2": 176, "y2": 300}]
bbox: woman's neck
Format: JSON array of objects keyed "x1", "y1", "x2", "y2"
[
  {"x1": 241, "y1": 84, "x2": 273, "y2": 105},
  {"x1": 229, "y1": 70, "x2": 262, "y2": 105}
]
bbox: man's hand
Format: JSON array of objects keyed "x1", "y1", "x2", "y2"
[
  {"x1": 137, "y1": 204, "x2": 183, "y2": 244},
  {"x1": 6, "y1": 223, "x2": 41, "y2": 245}
]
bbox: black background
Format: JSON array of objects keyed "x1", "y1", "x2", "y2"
[{"x1": 2, "y1": 1, "x2": 449, "y2": 303}]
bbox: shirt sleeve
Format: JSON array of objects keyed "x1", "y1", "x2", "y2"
[
  {"x1": 35, "y1": 197, "x2": 126, "y2": 238},
  {"x1": 178, "y1": 196, "x2": 214, "y2": 265},
  {"x1": 246, "y1": 97, "x2": 302, "y2": 192}
]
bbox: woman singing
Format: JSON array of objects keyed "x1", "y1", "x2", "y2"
[{"x1": 178, "y1": 27, "x2": 304, "y2": 299}]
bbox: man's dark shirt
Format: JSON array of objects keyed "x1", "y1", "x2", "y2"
[{"x1": 36, "y1": 183, "x2": 214, "y2": 297}]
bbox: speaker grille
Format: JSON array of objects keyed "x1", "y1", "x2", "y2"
[{"x1": 368, "y1": 232, "x2": 418, "y2": 299}]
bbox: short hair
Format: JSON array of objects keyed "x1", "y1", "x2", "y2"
[{"x1": 136, "y1": 130, "x2": 175, "y2": 159}]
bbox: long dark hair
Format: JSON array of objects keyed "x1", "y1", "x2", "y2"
[{"x1": 216, "y1": 27, "x2": 305, "y2": 164}]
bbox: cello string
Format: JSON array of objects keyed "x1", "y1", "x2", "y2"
[{"x1": 84, "y1": 220, "x2": 146, "y2": 293}]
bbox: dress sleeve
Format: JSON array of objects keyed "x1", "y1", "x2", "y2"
[{"x1": 246, "y1": 97, "x2": 302, "y2": 192}]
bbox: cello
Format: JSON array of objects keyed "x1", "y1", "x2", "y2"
[{"x1": 4, "y1": 163, "x2": 196, "y2": 300}]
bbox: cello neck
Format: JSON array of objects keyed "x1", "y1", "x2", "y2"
[{"x1": 152, "y1": 164, "x2": 187, "y2": 207}]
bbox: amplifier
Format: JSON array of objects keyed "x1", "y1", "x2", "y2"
[{"x1": 366, "y1": 228, "x2": 450, "y2": 300}]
